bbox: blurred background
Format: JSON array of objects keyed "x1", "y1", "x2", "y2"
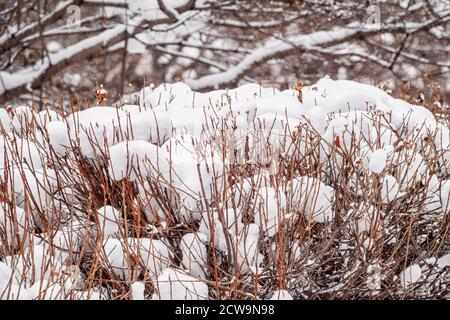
[{"x1": 0, "y1": 0, "x2": 448, "y2": 111}]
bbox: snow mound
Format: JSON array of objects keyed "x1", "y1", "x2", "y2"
[{"x1": 152, "y1": 268, "x2": 208, "y2": 300}]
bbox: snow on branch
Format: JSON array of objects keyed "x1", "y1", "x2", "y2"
[
  {"x1": 186, "y1": 17, "x2": 450, "y2": 91},
  {"x1": 0, "y1": 0, "x2": 200, "y2": 104},
  {"x1": 0, "y1": 0, "x2": 82, "y2": 53},
  {"x1": 0, "y1": 23, "x2": 130, "y2": 103}
]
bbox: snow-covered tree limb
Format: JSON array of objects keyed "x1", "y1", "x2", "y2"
[
  {"x1": 0, "y1": 0, "x2": 83, "y2": 54},
  {"x1": 187, "y1": 16, "x2": 450, "y2": 91},
  {"x1": 0, "y1": 0, "x2": 199, "y2": 104}
]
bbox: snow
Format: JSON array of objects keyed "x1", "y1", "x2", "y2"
[
  {"x1": 44, "y1": 121, "x2": 70, "y2": 155},
  {"x1": 437, "y1": 254, "x2": 450, "y2": 269},
  {"x1": 97, "y1": 206, "x2": 122, "y2": 239},
  {"x1": 101, "y1": 238, "x2": 130, "y2": 280},
  {"x1": 67, "y1": 107, "x2": 126, "y2": 158},
  {"x1": 107, "y1": 140, "x2": 168, "y2": 182},
  {"x1": 130, "y1": 282, "x2": 146, "y2": 300},
  {"x1": 8, "y1": 244, "x2": 64, "y2": 286},
  {"x1": 399, "y1": 264, "x2": 422, "y2": 288},
  {"x1": 236, "y1": 223, "x2": 261, "y2": 271},
  {"x1": 187, "y1": 28, "x2": 360, "y2": 90},
  {"x1": 304, "y1": 106, "x2": 327, "y2": 135},
  {"x1": 269, "y1": 289, "x2": 293, "y2": 300},
  {"x1": 10, "y1": 106, "x2": 33, "y2": 133},
  {"x1": 366, "y1": 264, "x2": 382, "y2": 292},
  {"x1": 369, "y1": 149, "x2": 387, "y2": 174},
  {"x1": 120, "y1": 109, "x2": 172, "y2": 144},
  {"x1": 440, "y1": 180, "x2": 450, "y2": 213},
  {"x1": 0, "y1": 204, "x2": 29, "y2": 250},
  {"x1": 0, "y1": 108, "x2": 11, "y2": 131},
  {"x1": 63, "y1": 73, "x2": 81, "y2": 87},
  {"x1": 0, "y1": 23, "x2": 133, "y2": 97},
  {"x1": 29, "y1": 280, "x2": 64, "y2": 300},
  {"x1": 1, "y1": 283, "x2": 32, "y2": 300},
  {"x1": 160, "y1": 135, "x2": 224, "y2": 221},
  {"x1": 381, "y1": 175, "x2": 404, "y2": 203},
  {"x1": 152, "y1": 268, "x2": 208, "y2": 300},
  {"x1": 253, "y1": 95, "x2": 305, "y2": 118},
  {"x1": 129, "y1": 238, "x2": 172, "y2": 279},
  {"x1": 180, "y1": 232, "x2": 208, "y2": 278},
  {"x1": 102, "y1": 0, "x2": 190, "y2": 21},
  {"x1": 139, "y1": 82, "x2": 192, "y2": 108},
  {"x1": 254, "y1": 186, "x2": 286, "y2": 236},
  {"x1": 13, "y1": 138, "x2": 44, "y2": 169},
  {"x1": 323, "y1": 116, "x2": 360, "y2": 153},
  {"x1": 289, "y1": 176, "x2": 334, "y2": 223},
  {"x1": 348, "y1": 202, "x2": 381, "y2": 235},
  {"x1": 397, "y1": 152, "x2": 428, "y2": 190},
  {"x1": 37, "y1": 110, "x2": 62, "y2": 127},
  {"x1": 46, "y1": 41, "x2": 62, "y2": 53},
  {"x1": 199, "y1": 210, "x2": 238, "y2": 253},
  {"x1": 0, "y1": 261, "x2": 14, "y2": 298}
]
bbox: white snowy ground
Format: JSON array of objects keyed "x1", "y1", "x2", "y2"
[{"x1": 0, "y1": 77, "x2": 449, "y2": 300}]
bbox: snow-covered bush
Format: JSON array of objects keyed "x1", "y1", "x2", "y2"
[{"x1": 1, "y1": 78, "x2": 449, "y2": 300}]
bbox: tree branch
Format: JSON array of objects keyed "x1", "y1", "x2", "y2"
[
  {"x1": 0, "y1": 0, "x2": 83, "y2": 54},
  {"x1": 0, "y1": 1, "x2": 199, "y2": 104},
  {"x1": 186, "y1": 17, "x2": 450, "y2": 91}
]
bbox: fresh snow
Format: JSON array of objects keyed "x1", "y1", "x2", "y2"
[
  {"x1": 369, "y1": 149, "x2": 387, "y2": 174},
  {"x1": 399, "y1": 264, "x2": 422, "y2": 288},
  {"x1": 152, "y1": 268, "x2": 208, "y2": 300},
  {"x1": 269, "y1": 289, "x2": 293, "y2": 300}
]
